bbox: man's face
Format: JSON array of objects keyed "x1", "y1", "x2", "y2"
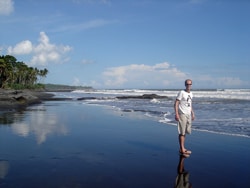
[{"x1": 185, "y1": 81, "x2": 192, "y2": 91}]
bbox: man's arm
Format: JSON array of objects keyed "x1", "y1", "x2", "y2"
[
  {"x1": 174, "y1": 99, "x2": 180, "y2": 121},
  {"x1": 191, "y1": 107, "x2": 195, "y2": 121}
]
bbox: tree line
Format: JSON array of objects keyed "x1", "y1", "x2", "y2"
[{"x1": 0, "y1": 55, "x2": 48, "y2": 89}]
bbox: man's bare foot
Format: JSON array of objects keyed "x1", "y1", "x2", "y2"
[{"x1": 180, "y1": 149, "x2": 192, "y2": 155}]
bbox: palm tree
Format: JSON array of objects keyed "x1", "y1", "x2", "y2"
[
  {"x1": 0, "y1": 55, "x2": 49, "y2": 89},
  {"x1": 38, "y1": 68, "x2": 48, "y2": 83}
]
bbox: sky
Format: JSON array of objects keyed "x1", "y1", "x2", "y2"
[{"x1": 0, "y1": 0, "x2": 249, "y2": 89}]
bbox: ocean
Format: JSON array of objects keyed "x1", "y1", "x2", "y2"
[
  {"x1": 1, "y1": 88, "x2": 250, "y2": 187},
  {"x1": 52, "y1": 89, "x2": 250, "y2": 138}
]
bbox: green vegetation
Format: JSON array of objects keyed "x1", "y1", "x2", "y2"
[
  {"x1": 0, "y1": 55, "x2": 48, "y2": 89},
  {"x1": 44, "y1": 84, "x2": 92, "y2": 91}
]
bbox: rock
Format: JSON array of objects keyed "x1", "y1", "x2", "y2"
[
  {"x1": 116, "y1": 94, "x2": 168, "y2": 99},
  {"x1": 0, "y1": 89, "x2": 41, "y2": 110},
  {"x1": 77, "y1": 97, "x2": 97, "y2": 100},
  {"x1": 0, "y1": 89, "x2": 57, "y2": 110},
  {"x1": 77, "y1": 94, "x2": 170, "y2": 101}
]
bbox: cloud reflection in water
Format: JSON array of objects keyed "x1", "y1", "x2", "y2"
[{"x1": 11, "y1": 105, "x2": 68, "y2": 144}]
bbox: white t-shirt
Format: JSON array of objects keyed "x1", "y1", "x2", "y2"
[{"x1": 176, "y1": 90, "x2": 193, "y2": 115}]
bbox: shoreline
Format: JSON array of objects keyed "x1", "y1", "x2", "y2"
[
  {"x1": 0, "y1": 98, "x2": 249, "y2": 187},
  {"x1": 2, "y1": 89, "x2": 249, "y2": 139}
]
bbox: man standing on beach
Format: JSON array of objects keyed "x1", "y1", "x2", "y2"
[{"x1": 174, "y1": 79, "x2": 195, "y2": 157}]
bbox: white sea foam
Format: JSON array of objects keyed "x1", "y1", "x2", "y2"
[
  {"x1": 72, "y1": 89, "x2": 250, "y2": 100},
  {"x1": 150, "y1": 98, "x2": 161, "y2": 103},
  {"x1": 192, "y1": 128, "x2": 250, "y2": 138},
  {"x1": 56, "y1": 89, "x2": 250, "y2": 138}
]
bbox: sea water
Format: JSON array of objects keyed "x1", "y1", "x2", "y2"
[
  {"x1": 0, "y1": 89, "x2": 250, "y2": 187},
  {"x1": 53, "y1": 89, "x2": 250, "y2": 138}
]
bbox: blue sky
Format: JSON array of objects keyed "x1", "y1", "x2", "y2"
[{"x1": 0, "y1": 0, "x2": 249, "y2": 89}]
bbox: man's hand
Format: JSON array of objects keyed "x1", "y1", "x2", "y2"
[
  {"x1": 175, "y1": 114, "x2": 180, "y2": 121},
  {"x1": 192, "y1": 113, "x2": 195, "y2": 121}
]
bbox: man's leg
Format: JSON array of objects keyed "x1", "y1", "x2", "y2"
[
  {"x1": 179, "y1": 134, "x2": 185, "y2": 153},
  {"x1": 179, "y1": 134, "x2": 192, "y2": 155},
  {"x1": 178, "y1": 114, "x2": 192, "y2": 155}
]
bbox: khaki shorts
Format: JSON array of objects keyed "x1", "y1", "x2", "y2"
[{"x1": 178, "y1": 113, "x2": 192, "y2": 135}]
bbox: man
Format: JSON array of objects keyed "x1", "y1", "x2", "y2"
[{"x1": 174, "y1": 79, "x2": 195, "y2": 157}]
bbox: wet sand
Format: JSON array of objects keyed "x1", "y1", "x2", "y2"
[{"x1": 0, "y1": 101, "x2": 249, "y2": 187}]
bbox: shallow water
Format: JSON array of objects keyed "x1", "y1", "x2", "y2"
[
  {"x1": 56, "y1": 89, "x2": 250, "y2": 138},
  {"x1": 0, "y1": 100, "x2": 250, "y2": 187},
  {"x1": 0, "y1": 101, "x2": 178, "y2": 187}
]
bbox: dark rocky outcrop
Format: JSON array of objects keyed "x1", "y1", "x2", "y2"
[
  {"x1": 116, "y1": 94, "x2": 169, "y2": 99},
  {"x1": 77, "y1": 94, "x2": 170, "y2": 101},
  {"x1": 77, "y1": 94, "x2": 169, "y2": 101},
  {"x1": 0, "y1": 89, "x2": 72, "y2": 110},
  {"x1": 77, "y1": 97, "x2": 97, "y2": 100}
]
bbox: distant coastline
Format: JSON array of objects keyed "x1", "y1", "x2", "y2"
[{"x1": 44, "y1": 83, "x2": 93, "y2": 92}]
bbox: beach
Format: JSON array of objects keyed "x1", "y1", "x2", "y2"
[{"x1": 0, "y1": 98, "x2": 249, "y2": 188}]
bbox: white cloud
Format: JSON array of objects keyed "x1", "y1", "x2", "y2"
[
  {"x1": 0, "y1": 0, "x2": 14, "y2": 15},
  {"x1": 75, "y1": 62, "x2": 245, "y2": 89},
  {"x1": 7, "y1": 40, "x2": 33, "y2": 55},
  {"x1": 102, "y1": 62, "x2": 187, "y2": 88},
  {"x1": 7, "y1": 31, "x2": 72, "y2": 66},
  {"x1": 101, "y1": 63, "x2": 246, "y2": 89},
  {"x1": 31, "y1": 32, "x2": 72, "y2": 65}
]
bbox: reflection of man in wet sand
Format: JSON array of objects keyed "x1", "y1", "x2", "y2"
[{"x1": 175, "y1": 155, "x2": 192, "y2": 188}]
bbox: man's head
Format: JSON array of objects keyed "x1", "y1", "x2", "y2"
[
  {"x1": 185, "y1": 79, "x2": 192, "y2": 86},
  {"x1": 185, "y1": 79, "x2": 192, "y2": 92}
]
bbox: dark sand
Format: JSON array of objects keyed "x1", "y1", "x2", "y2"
[{"x1": 0, "y1": 101, "x2": 249, "y2": 187}]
